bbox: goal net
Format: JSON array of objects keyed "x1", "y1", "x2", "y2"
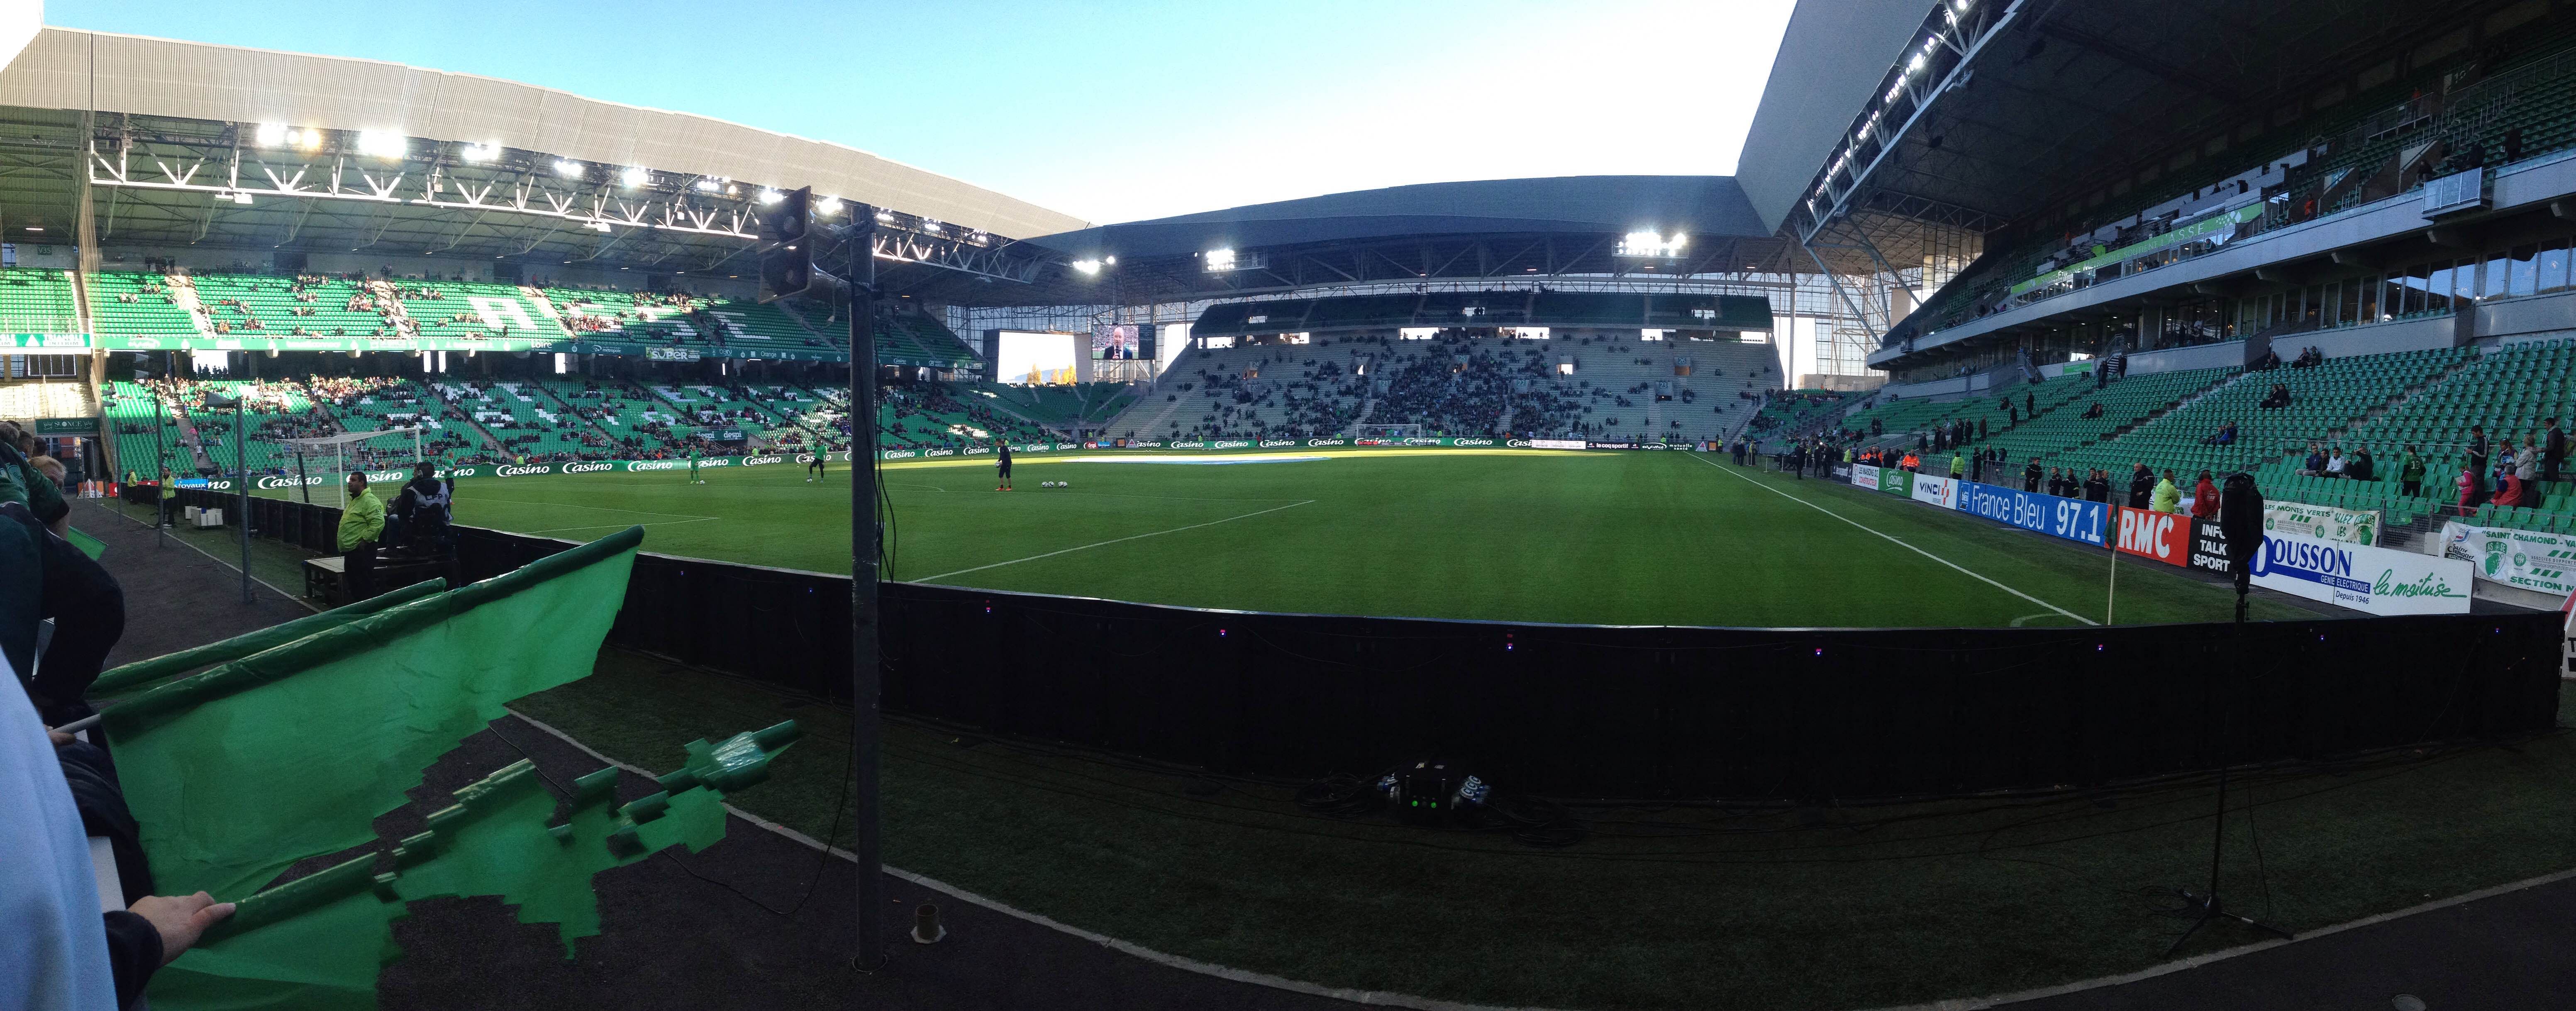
[
  {"x1": 1351, "y1": 423, "x2": 1423, "y2": 440},
  {"x1": 278, "y1": 427, "x2": 425, "y2": 507}
]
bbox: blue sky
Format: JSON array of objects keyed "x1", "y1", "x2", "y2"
[{"x1": 45, "y1": 0, "x2": 1794, "y2": 227}]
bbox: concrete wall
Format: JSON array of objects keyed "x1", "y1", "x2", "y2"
[
  {"x1": 2122, "y1": 340, "x2": 2245, "y2": 375},
  {"x1": 2475, "y1": 288, "x2": 2576, "y2": 339},
  {"x1": 2266, "y1": 315, "x2": 2461, "y2": 361}
]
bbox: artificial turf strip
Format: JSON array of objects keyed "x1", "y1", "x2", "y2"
[
  {"x1": 416, "y1": 449, "x2": 2316, "y2": 628},
  {"x1": 513, "y1": 653, "x2": 2576, "y2": 1011}
]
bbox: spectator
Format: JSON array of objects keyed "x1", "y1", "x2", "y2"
[
  {"x1": 2325, "y1": 447, "x2": 2347, "y2": 479},
  {"x1": 2468, "y1": 425, "x2": 2491, "y2": 501},
  {"x1": 2023, "y1": 458, "x2": 2043, "y2": 493},
  {"x1": 338, "y1": 473, "x2": 385, "y2": 601},
  {"x1": 2083, "y1": 468, "x2": 2109, "y2": 503},
  {"x1": 2152, "y1": 469, "x2": 2182, "y2": 513},
  {"x1": 2300, "y1": 443, "x2": 2327, "y2": 476},
  {"x1": 2456, "y1": 462, "x2": 2479, "y2": 516},
  {"x1": 2348, "y1": 444, "x2": 2375, "y2": 482},
  {"x1": 2190, "y1": 471, "x2": 2220, "y2": 519},
  {"x1": 2081, "y1": 402, "x2": 2104, "y2": 420},
  {"x1": 2545, "y1": 418, "x2": 2564, "y2": 484},
  {"x1": 2494, "y1": 463, "x2": 2526, "y2": 509},
  {"x1": 2211, "y1": 421, "x2": 2236, "y2": 445},
  {"x1": 2127, "y1": 464, "x2": 2155, "y2": 508},
  {"x1": 2399, "y1": 444, "x2": 2427, "y2": 497}
]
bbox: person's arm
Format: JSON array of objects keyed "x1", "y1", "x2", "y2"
[{"x1": 107, "y1": 891, "x2": 236, "y2": 1005}]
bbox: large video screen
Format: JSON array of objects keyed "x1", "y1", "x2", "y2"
[{"x1": 1092, "y1": 324, "x2": 1142, "y2": 360}]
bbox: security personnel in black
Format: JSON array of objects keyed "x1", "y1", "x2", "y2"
[{"x1": 389, "y1": 462, "x2": 454, "y2": 557}]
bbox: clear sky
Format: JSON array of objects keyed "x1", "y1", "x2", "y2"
[{"x1": 44, "y1": 0, "x2": 1794, "y2": 227}]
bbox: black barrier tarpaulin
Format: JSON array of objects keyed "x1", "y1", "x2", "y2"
[{"x1": 220, "y1": 516, "x2": 2569, "y2": 799}]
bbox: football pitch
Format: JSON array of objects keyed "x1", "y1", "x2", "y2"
[{"x1": 399, "y1": 449, "x2": 2317, "y2": 628}]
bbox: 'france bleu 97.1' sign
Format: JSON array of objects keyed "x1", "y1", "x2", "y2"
[{"x1": 1954, "y1": 481, "x2": 2106, "y2": 546}]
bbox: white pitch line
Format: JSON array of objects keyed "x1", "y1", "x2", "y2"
[
  {"x1": 1687, "y1": 454, "x2": 2097, "y2": 626},
  {"x1": 461, "y1": 495, "x2": 721, "y2": 522},
  {"x1": 516, "y1": 516, "x2": 719, "y2": 537},
  {"x1": 915, "y1": 499, "x2": 1315, "y2": 584}
]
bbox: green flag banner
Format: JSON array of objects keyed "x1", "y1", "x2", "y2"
[
  {"x1": 105, "y1": 527, "x2": 644, "y2": 903},
  {"x1": 87, "y1": 578, "x2": 449, "y2": 697},
  {"x1": 146, "y1": 717, "x2": 795, "y2": 1011}
]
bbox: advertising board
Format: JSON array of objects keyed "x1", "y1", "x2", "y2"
[
  {"x1": 1955, "y1": 481, "x2": 2107, "y2": 546},
  {"x1": 2246, "y1": 529, "x2": 2474, "y2": 615}
]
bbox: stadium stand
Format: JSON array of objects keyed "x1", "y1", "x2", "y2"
[
  {"x1": 1892, "y1": 23, "x2": 2576, "y2": 358},
  {"x1": 87, "y1": 271, "x2": 205, "y2": 337},
  {"x1": 407, "y1": 282, "x2": 566, "y2": 339},
  {"x1": 440, "y1": 380, "x2": 612, "y2": 461},
  {"x1": 0, "y1": 267, "x2": 79, "y2": 331},
  {"x1": 1112, "y1": 333, "x2": 1783, "y2": 443},
  {"x1": 974, "y1": 381, "x2": 1136, "y2": 433},
  {"x1": 193, "y1": 274, "x2": 402, "y2": 337}
]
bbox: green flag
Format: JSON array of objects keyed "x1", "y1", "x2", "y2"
[
  {"x1": 106, "y1": 527, "x2": 644, "y2": 902},
  {"x1": 146, "y1": 723, "x2": 798, "y2": 1011}
]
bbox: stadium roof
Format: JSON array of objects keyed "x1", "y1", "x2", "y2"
[
  {"x1": 1743, "y1": 0, "x2": 2535, "y2": 245},
  {"x1": 1029, "y1": 176, "x2": 1768, "y2": 259},
  {"x1": 0, "y1": 28, "x2": 1088, "y2": 239},
  {"x1": 931, "y1": 175, "x2": 1820, "y2": 308},
  {"x1": 1735, "y1": 0, "x2": 1928, "y2": 236}
]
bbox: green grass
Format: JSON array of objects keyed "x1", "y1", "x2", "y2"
[
  {"x1": 102, "y1": 464, "x2": 2566, "y2": 1009},
  {"x1": 514, "y1": 654, "x2": 2576, "y2": 1011},
  {"x1": 411, "y1": 449, "x2": 2315, "y2": 628}
]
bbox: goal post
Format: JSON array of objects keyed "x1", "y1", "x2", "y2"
[{"x1": 278, "y1": 427, "x2": 424, "y2": 507}]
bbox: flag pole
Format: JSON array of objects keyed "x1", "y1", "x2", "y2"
[{"x1": 849, "y1": 205, "x2": 886, "y2": 971}]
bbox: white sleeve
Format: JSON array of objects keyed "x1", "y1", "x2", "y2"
[{"x1": 0, "y1": 651, "x2": 121, "y2": 1011}]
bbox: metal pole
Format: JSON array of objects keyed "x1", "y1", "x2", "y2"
[
  {"x1": 849, "y1": 205, "x2": 885, "y2": 970},
  {"x1": 151, "y1": 375, "x2": 169, "y2": 546},
  {"x1": 236, "y1": 398, "x2": 252, "y2": 605}
]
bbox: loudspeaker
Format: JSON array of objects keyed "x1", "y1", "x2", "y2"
[{"x1": 2219, "y1": 472, "x2": 2264, "y2": 570}]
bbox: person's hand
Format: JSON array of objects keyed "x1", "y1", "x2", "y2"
[
  {"x1": 129, "y1": 892, "x2": 236, "y2": 964},
  {"x1": 47, "y1": 729, "x2": 72, "y2": 746}
]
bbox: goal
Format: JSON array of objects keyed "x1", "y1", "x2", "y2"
[{"x1": 277, "y1": 427, "x2": 425, "y2": 507}]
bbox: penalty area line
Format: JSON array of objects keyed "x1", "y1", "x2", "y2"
[
  {"x1": 914, "y1": 499, "x2": 1315, "y2": 584},
  {"x1": 1686, "y1": 454, "x2": 2097, "y2": 626}
]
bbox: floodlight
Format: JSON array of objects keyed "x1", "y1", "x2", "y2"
[
  {"x1": 357, "y1": 131, "x2": 407, "y2": 159},
  {"x1": 23, "y1": 226, "x2": 41, "y2": 232},
  {"x1": 619, "y1": 166, "x2": 650, "y2": 187},
  {"x1": 1105, "y1": 256, "x2": 1117, "y2": 265},
  {"x1": 1071, "y1": 259, "x2": 1103, "y2": 276},
  {"x1": 298, "y1": 129, "x2": 322, "y2": 151},
  {"x1": 757, "y1": 188, "x2": 785, "y2": 205},
  {"x1": 1908, "y1": 53, "x2": 1927, "y2": 74},
  {"x1": 255, "y1": 123, "x2": 288, "y2": 147},
  {"x1": 554, "y1": 159, "x2": 584, "y2": 178},
  {"x1": 875, "y1": 210, "x2": 895, "y2": 222},
  {"x1": 816, "y1": 195, "x2": 843, "y2": 215},
  {"x1": 461, "y1": 143, "x2": 500, "y2": 163},
  {"x1": 693, "y1": 178, "x2": 720, "y2": 192},
  {"x1": 1204, "y1": 248, "x2": 1237, "y2": 271}
]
